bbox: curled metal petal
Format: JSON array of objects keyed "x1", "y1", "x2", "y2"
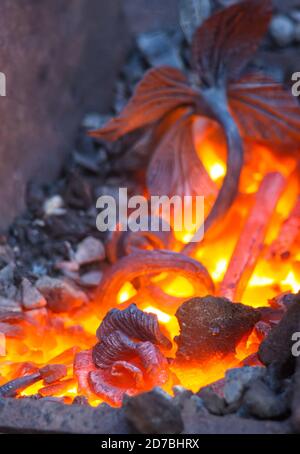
[
  {"x1": 96, "y1": 304, "x2": 172, "y2": 350},
  {"x1": 92, "y1": 330, "x2": 138, "y2": 369}
]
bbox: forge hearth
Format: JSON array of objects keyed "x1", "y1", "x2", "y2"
[{"x1": 1, "y1": 0, "x2": 300, "y2": 435}]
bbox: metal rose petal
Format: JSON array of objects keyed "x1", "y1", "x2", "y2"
[
  {"x1": 88, "y1": 342, "x2": 169, "y2": 406},
  {"x1": 88, "y1": 370, "x2": 126, "y2": 406},
  {"x1": 92, "y1": 330, "x2": 138, "y2": 369},
  {"x1": 78, "y1": 306, "x2": 171, "y2": 404},
  {"x1": 111, "y1": 361, "x2": 145, "y2": 389},
  {"x1": 96, "y1": 304, "x2": 172, "y2": 349},
  {"x1": 74, "y1": 350, "x2": 97, "y2": 398},
  {"x1": 136, "y1": 341, "x2": 169, "y2": 386}
]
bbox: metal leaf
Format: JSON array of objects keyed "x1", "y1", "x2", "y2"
[
  {"x1": 229, "y1": 73, "x2": 300, "y2": 147},
  {"x1": 192, "y1": 0, "x2": 272, "y2": 86},
  {"x1": 147, "y1": 114, "x2": 217, "y2": 199},
  {"x1": 89, "y1": 67, "x2": 196, "y2": 142}
]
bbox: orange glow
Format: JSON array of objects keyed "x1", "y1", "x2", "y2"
[
  {"x1": 211, "y1": 258, "x2": 228, "y2": 282},
  {"x1": 163, "y1": 276, "x2": 194, "y2": 298},
  {"x1": 209, "y1": 162, "x2": 226, "y2": 181},
  {"x1": 117, "y1": 282, "x2": 137, "y2": 303},
  {"x1": 281, "y1": 271, "x2": 300, "y2": 294},
  {"x1": 1, "y1": 133, "x2": 300, "y2": 405},
  {"x1": 144, "y1": 306, "x2": 171, "y2": 324}
]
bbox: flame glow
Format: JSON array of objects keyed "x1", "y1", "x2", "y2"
[
  {"x1": 1, "y1": 132, "x2": 300, "y2": 405},
  {"x1": 209, "y1": 163, "x2": 226, "y2": 181}
]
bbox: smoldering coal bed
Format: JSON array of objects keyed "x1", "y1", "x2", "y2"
[{"x1": 1, "y1": 0, "x2": 300, "y2": 435}]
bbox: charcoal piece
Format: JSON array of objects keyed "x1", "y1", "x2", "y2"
[
  {"x1": 242, "y1": 378, "x2": 291, "y2": 420},
  {"x1": 269, "y1": 292, "x2": 297, "y2": 311},
  {"x1": 37, "y1": 396, "x2": 66, "y2": 403},
  {"x1": 75, "y1": 236, "x2": 105, "y2": 265},
  {"x1": 0, "y1": 300, "x2": 20, "y2": 318},
  {"x1": 0, "y1": 264, "x2": 17, "y2": 300},
  {"x1": 38, "y1": 379, "x2": 74, "y2": 397},
  {"x1": 136, "y1": 31, "x2": 184, "y2": 70},
  {"x1": 258, "y1": 293, "x2": 300, "y2": 374},
  {"x1": 175, "y1": 296, "x2": 260, "y2": 363},
  {"x1": 254, "y1": 321, "x2": 272, "y2": 341},
  {"x1": 96, "y1": 303, "x2": 172, "y2": 349},
  {"x1": 44, "y1": 212, "x2": 89, "y2": 242},
  {"x1": 197, "y1": 367, "x2": 267, "y2": 416},
  {"x1": 0, "y1": 245, "x2": 14, "y2": 266},
  {"x1": 0, "y1": 264, "x2": 15, "y2": 291},
  {"x1": 292, "y1": 357, "x2": 300, "y2": 433},
  {"x1": 198, "y1": 388, "x2": 227, "y2": 415},
  {"x1": 0, "y1": 373, "x2": 41, "y2": 397},
  {"x1": 26, "y1": 182, "x2": 45, "y2": 216},
  {"x1": 0, "y1": 311, "x2": 24, "y2": 323},
  {"x1": 123, "y1": 388, "x2": 184, "y2": 434},
  {"x1": 21, "y1": 278, "x2": 47, "y2": 310},
  {"x1": 181, "y1": 396, "x2": 291, "y2": 434},
  {"x1": 36, "y1": 276, "x2": 88, "y2": 313},
  {"x1": 72, "y1": 395, "x2": 89, "y2": 406},
  {"x1": 0, "y1": 296, "x2": 22, "y2": 313},
  {"x1": 73, "y1": 151, "x2": 101, "y2": 174},
  {"x1": 0, "y1": 322, "x2": 24, "y2": 339},
  {"x1": 258, "y1": 306, "x2": 285, "y2": 326},
  {"x1": 173, "y1": 386, "x2": 194, "y2": 410},
  {"x1": 43, "y1": 195, "x2": 65, "y2": 217},
  {"x1": 198, "y1": 378, "x2": 226, "y2": 400},
  {"x1": 239, "y1": 353, "x2": 263, "y2": 367},
  {"x1": 79, "y1": 271, "x2": 103, "y2": 288},
  {"x1": 40, "y1": 364, "x2": 67, "y2": 385},
  {"x1": 223, "y1": 366, "x2": 266, "y2": 405},
  {"x1": 64, "y1": 171, "x2": 92, "y2": 209}
]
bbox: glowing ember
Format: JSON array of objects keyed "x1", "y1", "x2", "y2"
[
  {"x1": 1, "y1": 0, "x2": 300, "y2": 408},
  {"x1": 1, "y1": 137, "x2": 299, "y2": 404},
  {"x1": 209, "y1": 163, "x2": 226, "y2": 182}
]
